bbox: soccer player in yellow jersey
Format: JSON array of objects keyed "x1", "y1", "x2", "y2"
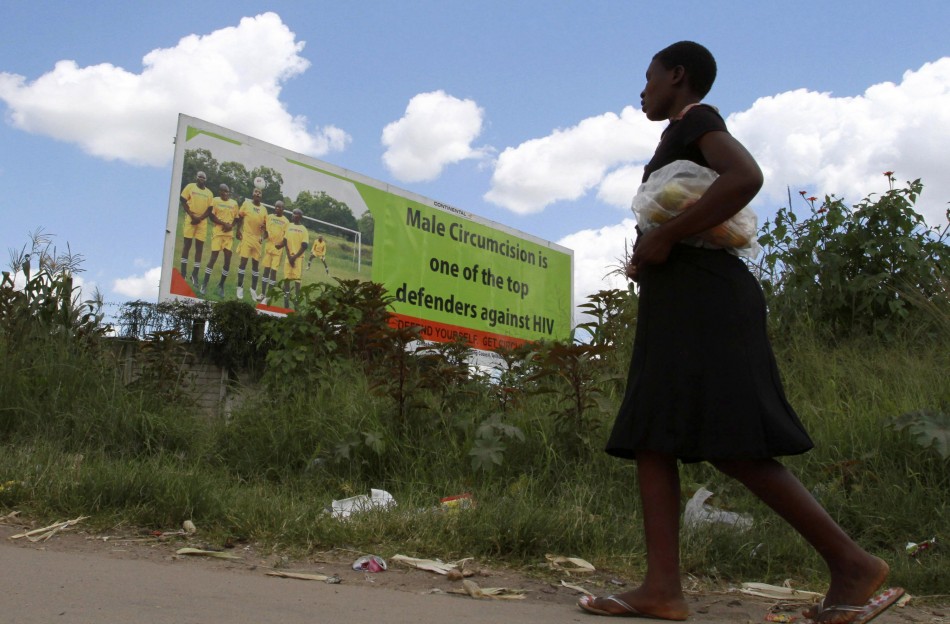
[
  {"x1": 261, "y1": 200, "x2": 290, "y2": 304},
  {"x1": 234, "y1": 187, "x2": 268, "y2": 301},
  {"x1": 201, "y1": 184, "x2": 239, "y2": 297},
  {"x1": 281, "y1": 209, "x2": 309, "y2": 309},
  {"x1": 307, "y1": 235, "x2": 330, "y2": 275},
  {"x1": 179, "y1": 171, "x2": 215, "y2": 289}
]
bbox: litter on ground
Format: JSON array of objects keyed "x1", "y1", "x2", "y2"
[
  {"x1": 352, "y1": 555, "x2": 387, "y2": 572},
  {"x1": 738, "y1": 582, "x2": 822, "y2": 601},
  {"x1": 446, "y1": 579, "x2": 527, "y2": 600},
  {"x1": 440, "y1": 493, "x2": 474, "y2": 512},
  {"x1": 9, "y1": 516, "x2": 89, "y2": 542},
  {"x1": 266, "y1": 571, "x2": 341, "y2": 583},
  {"x1": 906, "y1": 537, "x2": 937, "y2": 557},
  {"x1": 391, "y1": 554, "x2": 472, "y2": 575},
  {"x1": 176, "y1": 547, "x2": 243, "y2": 560},
  {"x1": 684, "y1": 487, "x2": 752, "y2": 531},
  {"x1": 330, "y1": 489, "x2": 396, "y2": 519},
  {"x1": 546, "y1": 554, "x2": 595, "y2": 575},
  {"x1": 560, "y1": 580, "x2": 593, "y2": 595}
]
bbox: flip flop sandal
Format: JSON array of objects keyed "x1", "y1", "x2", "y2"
[
  {"x1": 805, "y1": 587, "x2": 905, "y2": 624},
  {"x1": 577, "y1": 595, "x2": 685, "y2": 620}
]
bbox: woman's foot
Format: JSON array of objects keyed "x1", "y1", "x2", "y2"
[
  {"x1": 803, "y1": 555, "x2": 891, "y2": 623},
  {"x1": 579, "y1": 586, "x2": 689, "y2": 620}
]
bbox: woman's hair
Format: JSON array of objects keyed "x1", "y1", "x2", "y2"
[{"x1": 654, "y1": 41, "x2": 717, "y2": 98}]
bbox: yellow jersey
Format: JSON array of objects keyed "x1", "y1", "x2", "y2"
[
  {"x1": 310, "y1": 238, "x2": 327, "y2": 258},
  {"x1": 181, "y1": 183, "x2": 214, "y2": 216},
  {"x1": 265, "y1": 213, "x2": 290, "y2": 247},
  {"x1": 284, "y1": 223, "x2": 310, "y2": 258},
  {"x1": 211, "y1": 197, "x2": 239, "y2": 236},
  {"x1": 238, "y1": 200, "x2": 268, "y2": 240}
]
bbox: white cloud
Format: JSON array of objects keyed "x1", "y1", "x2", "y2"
[
  {"x1": 730, "y1": 57, "x2": 950, "y2": 226},
  {"x1": 597, "y1": 164, "x2": 645, "y2": 209},
  {"x1": 382, "y1": 90, "x2": 489, "y2": 182},
  {"x1": 487, "y1": 58, "x2": 950, "y2": 227},
  {"x1": 546, "y1": 57, "x2": 950, "y2": 313},
  {"x1": 0, "y1": 13, "x2": 349, "y2": 166},
  {"x1": 112, "y1": 266, "x2": 161, "y2": 300},
  {"x1": 484, "y1": 106, "x2": 660, "y2": 215},
  {"x1": 72, "y1": 275, "x2": 102, "y2": 309},
  {"x1": 558, "y1": 219, "x2": 636, "y2": 315}
]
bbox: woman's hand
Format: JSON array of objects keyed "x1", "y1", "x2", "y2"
[{"x1": 628, "y1": 227, "x2": 675, "y2": 281}]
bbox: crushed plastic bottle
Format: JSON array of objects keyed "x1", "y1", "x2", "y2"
[
  {"x1": 352, "y1": 555, "x2": 387, "y2": 572},
  {"x1": 906, "y1": 537, "x2": 937, "y2": 557}
]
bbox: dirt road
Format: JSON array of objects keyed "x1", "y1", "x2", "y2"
[{"x1": 0, "y1": 522, "x2": 936, "y2": 624}]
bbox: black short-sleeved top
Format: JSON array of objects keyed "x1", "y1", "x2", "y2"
[{"x1": 643, "y1": 104, "x2": 728, "y2": 182}]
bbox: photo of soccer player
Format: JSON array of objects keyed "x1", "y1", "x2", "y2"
[
  {"x1": 307, "y1": 235, "x2": 330, "y2": 275},
  {"x1": 179, "y1": 171, "x2": 214, "y2": 288},
  {"x1": 234, "y1": 187, "x2": 268, "y2": 301},
  {"x1": 164, "y1": 137, "x2": 377, "y2": 311},
  {"x1": 281, "y1": 209, "x2": 309, "y2": 309},
  {"x1": 260, "y1": 200, "x2": 290, "y2": 304},
  {"x1": 201, "y1": 184, "x2": 239, "y2": 297}
]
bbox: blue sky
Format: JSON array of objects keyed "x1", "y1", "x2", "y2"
[{"x1": 2, "y1": 1, "x2": 949, "y2": 321}]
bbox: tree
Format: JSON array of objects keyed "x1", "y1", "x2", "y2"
[
  {"x1": 181, "y1": 149, "x2": 219, "y2": 189},
  {"x1": 293, "y1": 191, "x2": 358, "y2": 231},
  {"x1": 357, "y1": 211, "x2": 375, "y2": 245},
  {"x1": 180, "y1": 151, "x2": 285, "y2": 205},
  {"x1": 217, "y1": 161, "x2": 251, "y2": 200},
  {"x1": 249, "y1": 166, "x2": 284, "y2": 206}
]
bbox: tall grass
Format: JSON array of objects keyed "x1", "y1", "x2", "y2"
[{"x1": 0, "y1": 323, "x2": 946, "y2": 596}]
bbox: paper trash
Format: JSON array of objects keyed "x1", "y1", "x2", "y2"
[
  {"x1": 330, "y1": 488, "x2": 396, "y2": 519},
  {"x1": 684, "y1": 487, "x2": 752, "y2": 531}
]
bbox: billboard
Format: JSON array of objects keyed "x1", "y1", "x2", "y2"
[{"x1": 161, "y1": 114, "x2": 574, "y2": 352}]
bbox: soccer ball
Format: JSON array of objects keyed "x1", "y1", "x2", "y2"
[{"x1": 253, "y1": 176, "x2": 266, "y2": 190}]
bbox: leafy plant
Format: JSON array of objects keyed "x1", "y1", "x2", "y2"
[
  {"x1": 574, "y1": 288, "x2": 636, "y2": 349},
  {"x1": 204, "y1": 299, "x2": 269, "y2": 374},
  {"x1": 259, "y1": 278, "x2": 394, "y2": 389},
  {"x1": 126, "y1": 329, "x2": 196, "y2": 406},
  {"x1": 526, "y1": 340, "x2": 618, "y2": 458},
  {"x1": 757, "y1": 176, "x2": 950, "y2": 341},
  {"x1": 415, "y1": 337, "x2": 477, "y2": 417},
  {"x1": 116, "y1": 299, "x2": 212, "y2": 343},
  {"x1": 574, "y1": 288, "x2": 638, "y2": 390},
  {"x1": 1, "y1": 229, "x2": 106, "y2": 344},
  {"x1": 364, "y1": 323, "x2": 425, "y2": 428},
  {"x1": 488, "y1": 343, "x2": 536, "y2": 413},
  {"x1": 468, "y1": 414, "x2": 525, "y2": 472},
  {"x1": 894, "y1": 408, "x2": 950, "y2": 460}
]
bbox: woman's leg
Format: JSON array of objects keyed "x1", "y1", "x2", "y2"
[
  {"x1": 585, "y1": 451, "x2": 689, "y2": 619},
  {"x1": 712, "y1": 458, "x2": 889, "y2": 623}
]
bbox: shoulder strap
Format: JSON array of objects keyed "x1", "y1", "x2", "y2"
[{"x1": 673, "y1": 102, "x2": 720, "y2": 120}]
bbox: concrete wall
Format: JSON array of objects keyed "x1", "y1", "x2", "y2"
[{"x1": 110, "y1": 340, "x2": 251, "y2": 416}]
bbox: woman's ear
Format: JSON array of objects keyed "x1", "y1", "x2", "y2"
[{"x1": 671, "y1": 65, "x2": 687, "y2": 86}]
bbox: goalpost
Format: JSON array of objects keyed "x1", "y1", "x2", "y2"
[
  {"x1": 300, "y1": 213, "x2": 363, "y2": 274},
  {"x1": 261, "y1": 204, "x2": 364, "y2": 274}
]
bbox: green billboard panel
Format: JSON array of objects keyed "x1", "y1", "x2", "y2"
[{"x1": 161, "y1": 114, "x2": 573, "y2": 350}]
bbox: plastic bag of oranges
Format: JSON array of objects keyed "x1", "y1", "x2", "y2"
[{"x1": 631, "y1": 160, "x2": 760, "y2": 258}]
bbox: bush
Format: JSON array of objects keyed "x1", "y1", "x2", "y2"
[{"x1": 757, "y1": 176, "x2": 949, "y2": 341}]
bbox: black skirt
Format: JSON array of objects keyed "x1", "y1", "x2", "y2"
[{"x1": 606, "y1": 245, "x2": 814, "y2": 463}]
